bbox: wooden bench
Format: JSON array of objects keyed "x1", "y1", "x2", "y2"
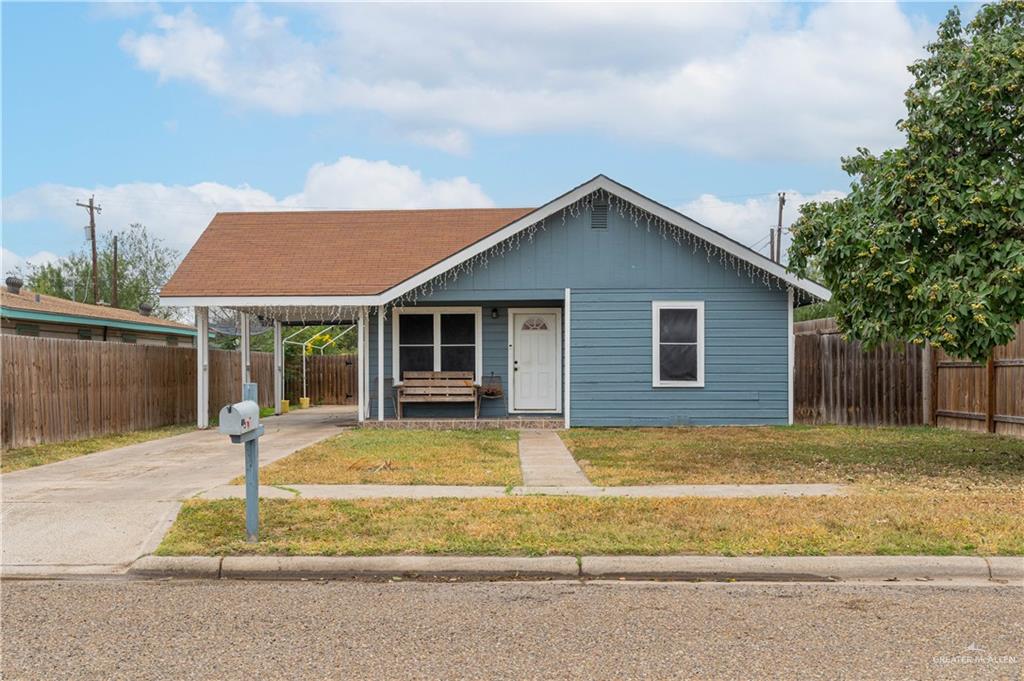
[{"x1": 395, "y1": 371, "x2": 478, "y2": 420}]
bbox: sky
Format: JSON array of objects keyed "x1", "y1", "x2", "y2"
[{"x1": 1, "y1": 1, "x2": 973, "y2": 277}]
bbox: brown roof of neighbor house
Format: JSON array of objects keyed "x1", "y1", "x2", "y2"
[
  {"x1": 160, "y1": 208, "x2": 534, "y2": 297},
  {"x1": 0, "y1": 287, "x2": 193, "y2": 331}
]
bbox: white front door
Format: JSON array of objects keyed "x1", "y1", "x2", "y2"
[{"x1": 511, "y1": 310, "x2": 561, "y2": 412}]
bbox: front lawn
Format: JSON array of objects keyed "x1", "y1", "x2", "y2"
[
  {"x1": 1, "y1": 424, "x2": 194, "y2": 474},
  {"x1": 249, "y1": 429, "x2": 520, "y2": 486},
  {"x1": 560, "y1": 426, "x2": 1024, "y2": 488},
  {"x1": 157, "y1": 491, "x2": 1023, "y2": 557}
]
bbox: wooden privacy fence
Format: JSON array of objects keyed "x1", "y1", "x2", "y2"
[
  {"x1": 1, "y1": 335, "x2": 275, "y2": 448},
  {"x1": 793, "y1": 318, "x2": 924, "y2": 426},
  {"x1": 0, "y1": 336, "x2": 353, "y2": 449},
  {"x1": 933, "y1": 321, "x2": 1024, "y2": 438},
  {"x1": 284, "y1": 353, "x2": 357, "y2": 405}
]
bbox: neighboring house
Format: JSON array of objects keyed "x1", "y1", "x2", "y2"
[
  {"x1": 1, "y1": 278, "x2": 195, "y2": 346},
  {"x1": 161, "y1": 175, "x2": 829, "y2": 427}
]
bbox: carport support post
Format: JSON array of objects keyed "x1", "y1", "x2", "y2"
[
  {"x1": 196, "y1": 306, "x2": 209, "y2": 429},
  {"x1": 240, "y1": 311, "x2": 251, "y2": 398},
  {"x1": 377, "y1": 305, "x2": 384, "y2": 421},
  {"x1": 273, "y1": 320, "x2": 283, "y2": 415},
  {"x1": 357, "y1": 307, "x2": 365, "y2": 422}
]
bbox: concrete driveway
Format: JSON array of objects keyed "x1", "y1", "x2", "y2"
[{"x1": 1, "y1": 406, "x2": 355, "y2": 577}]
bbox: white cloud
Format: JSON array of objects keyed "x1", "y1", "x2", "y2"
[
  {"x1": 2, "y1": 157, "x2": 494, "y2": 254},
  {"x1": 118, "y1": 3, "x2": 929, "y2": 160},
  {"x1": 680, "y1": 189, "x2": 846, "y2": 259},
  {"x1": 406, "y1": 129, "x2": 471, "y2": 157},
  {"x1": 2, "y1": 248, "x2": 60, "y2": 277}
]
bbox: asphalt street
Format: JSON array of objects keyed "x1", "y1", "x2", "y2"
[{"x1": 2, "y1": 579, "x2": 1021, "y2": 680}]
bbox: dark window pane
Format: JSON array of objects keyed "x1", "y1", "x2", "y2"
[
  {"x1": 441, "y1": 346, "x2": 475, "y2": 372},
  {"x1": 659, "y1": 344, "x2": 697, "y2": 382},
  {"x1": 659, "y1": 308, "x2": 697, "y2": 343},
  {"x1": 399, "y1": 314, "x2": 433, "y2": 345},
  {"x1": 399, "y1": 346, "x2": 433, "y2": 378},
  {"x1": 441, "y1": 314, "x2": 475, "y2": 344}
]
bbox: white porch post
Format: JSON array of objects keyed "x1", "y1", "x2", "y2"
[
  {"x1": 239, "y1": 311, "x2": 251, "y2": 398},
  {"x1": 787, "y1": 288, "x2": 795, "y2": 425},
  {"x1": 564, "y1": 288, "x2": 571, "y2": 429},
  {"x1": 195, "y1": 306, "x2": 209, "y2": 428},
  {"x1": 357, "y1": 307, "x2": 365, "y2": 422},
  {"x1": 377, "y1": 305, "x2": 385, "y2": 421},
  {"x1": 273, "y1": 320, "x2": 283, "y2": 415}
]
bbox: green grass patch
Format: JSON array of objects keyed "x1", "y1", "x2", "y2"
[
  {"x1": 248, "y1": 428, "x2": 521, "y2": 486},
  {"x1": 158, "y1": 491, "x2": 1024, "y2": 557},
  {"x1": 1, "y1": 424, "x2": 194, "y2": 474},
  {"x1": 560, "y1": 425, "x2": 1024, "y2": 488}
]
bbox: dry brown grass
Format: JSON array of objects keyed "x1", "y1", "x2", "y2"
[
  {"x1": 159, "y1": 490, "x2": 1024, "y2": 557},
  {"x1": 248, "y1": 429, "x2": 520, "y2": 486},
  {"x1": 560, "y1": 425, "x2": 1024, "y2": 489}
]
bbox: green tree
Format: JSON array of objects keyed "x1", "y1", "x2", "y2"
[
  {"x1": 788, "y1": 2, "x2": 1024, "y2": 363},
  {"x1": 23, "y1": 223, "x2": 179, "y2": 318}
]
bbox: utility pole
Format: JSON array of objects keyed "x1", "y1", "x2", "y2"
[
  {"x1": 111, "y1": 235, "x2": 119, "y2": 308},
  {"x1": 76, "y1": 196, "x2": 102, "y2": 303},
  {"x1": 775, "y1": 192, "x2": 787, "y2": 263}
]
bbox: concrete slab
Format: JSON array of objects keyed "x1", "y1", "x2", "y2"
[
  {"x1": 199, "y1": 484, "x2": 508, "y2": 500},
  {"x1": 514, "y1": 484, "x2": 848, "y2": 498},
  {"x1": 1, "y1": 406, "x2": 355, "y2": 574},
  {"x1": 581, "y1": 556, "x2": 995, "y2": 583},
  {"x1": 517, "y1": 430, "x2": 591, "y2": 486},
  {"x1": 220, "y1": 555, "x2": 580, "y2": 580}
]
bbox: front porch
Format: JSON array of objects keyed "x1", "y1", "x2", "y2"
[{"x1": 365, "y1": 297, "x2": 570, "y2": 426}]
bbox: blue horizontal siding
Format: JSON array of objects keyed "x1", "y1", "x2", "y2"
[{"x1": 371, "y1": 202, "x2": 789, "y2": 426}]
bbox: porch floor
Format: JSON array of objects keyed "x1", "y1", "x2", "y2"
[{"x1": 362, "y1": 417, "x2": 563, "y2": 430}]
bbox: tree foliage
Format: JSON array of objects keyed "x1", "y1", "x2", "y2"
[
  {"x1": 22, "y1": 223, "x2": 179, "y2": 319},
  {"x1": 788, "y1": 2, "x2": 1024, "y2": 363}
]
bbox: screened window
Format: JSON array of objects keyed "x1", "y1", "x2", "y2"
[
  {"x1": 652, "y1": 301, "x2": 704, "y2": 387},
  {"x1": 393, "y1": 308, "x2": 481, "y2": 382},
  {"x1": 398, "y1": 314, "x2": 434, "y2": 376}
]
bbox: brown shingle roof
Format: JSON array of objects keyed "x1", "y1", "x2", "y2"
[
  {"x1": 161, "y1": 208, "x2": 534, "y2": 297},
  {"x1": 0, "y1": 288, "x2": 193, "y2": 331}
]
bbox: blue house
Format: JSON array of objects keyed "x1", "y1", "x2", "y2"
[{"x1": 163, "y1": 175, "x2": 829, "y2": 428}]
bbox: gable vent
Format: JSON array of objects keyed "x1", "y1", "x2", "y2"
[{"x1": 591, "y1": 200, "x2": 608, "y2": 229}]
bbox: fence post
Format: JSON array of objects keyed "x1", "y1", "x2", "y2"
[
  {"x1": 986, "y1": 353, "x2": 996, "y2": 433},
  {"x1": 922, "y1": 341, "x2": 934, "y2": 426}
]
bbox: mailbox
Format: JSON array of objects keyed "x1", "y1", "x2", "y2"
[{"x1": 218, "y1": 400, "x2": 260, "y2": 436}]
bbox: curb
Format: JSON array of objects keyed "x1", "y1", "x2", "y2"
[
  {"x1": 122, "y1": 555, "x2": 1024, "y2": 584},
  {"x1": 219, "y1": 556, "x2": 579, "y2": 581},
  {"x1": 129, "y1": 556, "x2": 222, "y2": 580},
  {"x1": 580, "y1": 556, "x2": 999, "y2": 583}
]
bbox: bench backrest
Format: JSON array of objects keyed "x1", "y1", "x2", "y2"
[{"x1": 400, "y1": 371, "x2": 475, "y2": 396}]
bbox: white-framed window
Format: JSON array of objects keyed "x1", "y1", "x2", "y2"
[
  {"x1": 652, "y1": 301, "x2": 704, "y2": 388},
  {"x1": 391, "y1": 307, "x2": 483, "y2": 383}
]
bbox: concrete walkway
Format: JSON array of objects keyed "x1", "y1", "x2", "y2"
[
  {"x1": 199, "y1": 482, "x2": 847, "y2": 500},
  {"x1": 1, "y1": 406, "x2": 355, "y2": 577},
  {"x1": 517, "y1": 430, "x2": 591, "y2": 486}
]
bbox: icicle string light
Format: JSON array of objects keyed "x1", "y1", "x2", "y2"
[{"x1": 390, "y1": 189, "x2": 814, "y2": 312}]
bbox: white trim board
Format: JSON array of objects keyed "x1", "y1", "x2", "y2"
[
  {"x1": 508, "y1": 307, "x2": 563, "y2": 414},
  {"x1": 161, "y1": 175, "x2": 830, "y2": 310},
  {"x1": 652, "y1": 301, "x2": 705, "y2": 388}
]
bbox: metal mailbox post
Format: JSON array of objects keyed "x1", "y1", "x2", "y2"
[{"x1": 219, "y1": 384, "x2": 264, "y2": 542}]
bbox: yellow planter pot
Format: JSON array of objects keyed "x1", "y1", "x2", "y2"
[
  {"x1": 299, "y1": 397, "x2": 311, "y2": 409},
  {"x1": 280, "y1": 399, "x2": 290, "y2": 414}
]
